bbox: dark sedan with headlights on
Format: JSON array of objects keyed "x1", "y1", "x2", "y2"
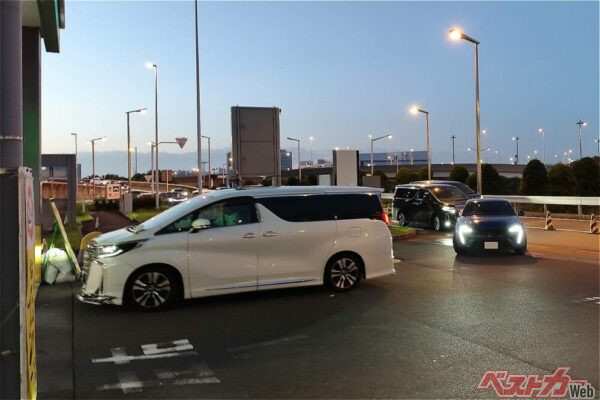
[{"x1": 453, "y1": 198, "x2": 527, "y2": 255}]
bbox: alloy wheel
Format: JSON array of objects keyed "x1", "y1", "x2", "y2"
[
  {"x1": 397, "y1": 212, "x2": 406, "y2": 226},
  {"x1": 433, "y1": 216, "x2": 441, "y2": 231},
  {"x1": 329, "y1": 258, "x2": 360, "y2": 290},
  {"x1": 131, "y1": 271, "x2": 172, "y2": 308}
]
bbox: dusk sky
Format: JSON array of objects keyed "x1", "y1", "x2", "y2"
[{"x1": 41, "y1": 1, "x2": 599, "y2": 176}]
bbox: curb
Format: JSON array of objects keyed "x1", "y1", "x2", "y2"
[{"x1": 391, "y1": 228, "x2": 417, "y2": 241}]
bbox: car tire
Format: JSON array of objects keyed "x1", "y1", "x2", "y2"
[
  {"x1": 396, "y1": 211, "x2": 407, "y2": 226},
  {"x1": 324, "y1": 254, "x2": 362, "y2": 292},
  {"x1": 514, "y1": 246, "x2": 527, "y2": 255},
  {"x1": 125, "y1": 266, "x2": 181, "y2": 311},
  {"x1": 431, "y1": 214, "x2": 442, "y2": 232},
  {"x1": 453, "y1": 237, "x2": 468, "y2": 256}
]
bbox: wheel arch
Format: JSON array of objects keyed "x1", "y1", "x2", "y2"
[
  {"x1": 123, "y1": 263, "x2": 186, "y2": 303},
  {"x1": 324, "y1": 251, "x2": 366, "y2": 279}
]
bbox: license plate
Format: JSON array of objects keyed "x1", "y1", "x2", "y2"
[{"x1": 484, "y1": 241, "x2": 498, "y2": 249}]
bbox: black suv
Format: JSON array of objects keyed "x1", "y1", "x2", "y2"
[
  {"x1": 411, "y1": 180, "x2": 480, "y2": 199},
  {"x1": 392, "y1": 184, "x2": 468, "y2": 231}
]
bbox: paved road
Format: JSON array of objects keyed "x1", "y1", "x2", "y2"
[
  {"x1": 521, "y1": 216, "x2": 596, "y2": 232},
  {"x1": 37, "y1": 231, "x2": 599, "y2": 399}
]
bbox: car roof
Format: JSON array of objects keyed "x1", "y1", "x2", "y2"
[
  {"x1": 466, "y1": 198, "x2": 510, "y2": 204},
  {"x1": 395, "y1": 183, "x2": 455, "y2": 189},
  {"x1": 192, "y1": 185, "x2": 383, "y2": 202}
]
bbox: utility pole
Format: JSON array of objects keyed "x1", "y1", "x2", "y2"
[
  {"x1": 135, "y1": 146, "x2": 138, "y2": 174},
  {"x1": 194, "y1": 0, "x2": 203, "y2": 193},
  {"x1": 450, "y1": 135, "x2": 456, "y2": 164},
  {"x1": 576, "y1": 120, "x2": 587, "y2": 159}
]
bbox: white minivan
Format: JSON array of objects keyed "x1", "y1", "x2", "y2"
[{"x1": 77, "y1": 186, "x2": 395, "y2": 310}]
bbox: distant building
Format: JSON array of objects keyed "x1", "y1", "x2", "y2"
[
  {"x1": 359, "y1": 151, "x2": 427, "y2": 167},
  {"x1": 281, "y1": 149, "x2": 292, "y2": 171}
]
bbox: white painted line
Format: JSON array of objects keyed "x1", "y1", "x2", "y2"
[
  {"x1": 227, "y1": 335, "x2": 306, "y2": 353},
  {"x1": 92, "y1": 350, "x2": 198, "y2": 364},
  {"x1": 142, "y1": 339, "x2": 193, "y2": 355}
]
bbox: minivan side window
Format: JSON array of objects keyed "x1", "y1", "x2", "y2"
[
  {"x1": 257, "y1": 194, "x2": 382, "y2": 222},
  {"x1": 395, "y1": 188, "x2": 416, "y2": 199},
  {"x1": 157, "y1": 197, "x2": 257, "y2": 234}
]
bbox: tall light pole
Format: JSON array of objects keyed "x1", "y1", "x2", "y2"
[
  {"x1": 71, "y1": 133, "x2": 78, "y2": 199},
  {"x1": 89, "y1": 137, "x2": 106, "y2": 199},
  {"x1": 538, "y1": 128, "x2": 546, "y2": 164},
  {"x1": 194, "y1": 0, "x2": 203, "y2": 194},
  {"x1": 148, "y1": 138, "x2": 187, "y2": 199},
  {"x1": 512, "y1": 136, "x2": 520, "y2": 164},
  {"x1": 410, "y1": 105, "x2": 431, "y2": 179},
  {"x1": 495, "y1": 149, "x2": 500, "y2": 164},
  {"x1": 369, "y1": 133, "x2": 393, "y2": 175},
  {"x1": 287, "y1": 136, "x2": 301, "y2": 181},
  {"x1": 309, "y1": 136, "x2": 314, "y2": 167},
  {"x1": 126, "y1": 107, "x2": 147, "y2": 192},
  {"x1": 71, "y1": 132, "x2": 78, "y2": 160},
  {"x1": 450, "y1": 135, "x2": 456, "y2": 164},
  {"x1": 595, "y1": 138, "x2": 600, "y2": 157},
  {"x1": 146, "y1": 61, "x2": 159, "y2": 208},
  {"x1": 135, "y1": 146, "x2": 138, "y2": 174},
  {"x1": 201, "y1": 135, "x2": 211, "y2": 188},
  {"x1": 449, "y1": 28, "x2": 482, "y2": 193},
  {"x1": 576, "y1": 120, "x2": 587, "y2": 159}
]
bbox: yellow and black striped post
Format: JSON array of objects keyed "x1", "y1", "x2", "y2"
[
  {"x1": 544, "y1": 210, "x2": 555, "y2": 231},
  {"x1": 589, "y1": 214, "x2": 599, "y2": 234}
]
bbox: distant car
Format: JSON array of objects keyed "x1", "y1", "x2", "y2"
[
  {"x1": 159, "y1": 192, "x2": 187, "y2": 205},
  {"x1": 76, "y1": 186, "x2": 395, "y2": 310},
  {"x1": 411, "y1": 180, "x2": 480, "y2": 199},
  {"x1": 392, "y1": 184, "x2": 468, "y2": 231},
  {"x1": 171, "y1": 187, "x2": 189, "y2": 196},
  {"x1": 453, "y1": 199, "x2": 526, "y2": 256}
]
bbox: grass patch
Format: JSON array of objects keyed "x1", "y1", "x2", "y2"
[
  {"x1": 388, "y1": 225, "x2": 414, "y2": 236},
  {"x1": 44, "y1": 224, "x2": 83, "y2": 253},
  {"x1": 128, "y1": 208, "x2": 164, "y2": 222}
]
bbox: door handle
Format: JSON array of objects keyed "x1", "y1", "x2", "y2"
[
  {"x1": 262, "y1": 231, "x2": 277, "y2": 237},
  {"x1": 242, "y1": 232, "x2": 259, "y2": 239}
]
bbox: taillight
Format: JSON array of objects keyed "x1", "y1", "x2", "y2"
[{"x1": 376, "y1": 211, "x2": 390, "y2": 225}]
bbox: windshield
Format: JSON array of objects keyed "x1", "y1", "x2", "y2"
[
  {"x1": 134, "y1": 193, "x2": 219, "y2": 232},
  {"x1": 462, "y1": 201, "x2": 516, "y2": 216},
  {"x1": 428, "y1": 186, "x2": 468, "y2": 202},
  {"x1": 450, "y1": 182, "x2": 476, "y2": 195}
]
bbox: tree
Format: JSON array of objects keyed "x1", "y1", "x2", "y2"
[
  {"x1": 417, "y1": 166, "x2": 429, "y2": 180},
  {"x1": 104, "y1": 173, "x2": 126, "y2": 180},
  {"x1": 502, "y1": 176, "x2": 521, "y2": 195},
  {"x1": 547, "y1": 164, "x2": 577, "y2": 196},
  {"x1": 449, "y1": 165, "x2": 469, "y2": 183},
  {"x1": 286, "y1": 176, "x2": 299, "y2": 186},
  {"x1": 570, "y1": 157, "x2": 600, "y2": 196},
  {"x1": 466, "y1": 174, "x2": 477, "y2": 190},
  {"x1": 395, "y1": 168, "x2": 416, "y2": 184},
  {"x1": 306, "y1": 174, "x2": 318, "y2": 185},
  {"x1": 481, "y1": 164, "x2": 503, "y2": 194},
  {"x1": 521, "y1": 159, "x2": 547, "y2": 195},
  {"x1": 260, "y1": 178, "x2": 272, "y2": 187}
]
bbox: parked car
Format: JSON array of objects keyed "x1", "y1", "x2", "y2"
[
  {"x1": 392, "y1": 184, "x2": 468, "y2": 231},
  {"x1": 171, "y1": 187, "x2": 189, "y2": 196},
  {"x1": 159, "y1": 192, "x2": 188, "y2": 205},
  {"x1": 453, "y1": 199, "x2": 526, "y2": 256},
  {"x1": 77, "y1": 186, "x2": 395, "y2": 310},
  {"x1": 411, "y1": 180, "x2": 480, "y2": 199}
]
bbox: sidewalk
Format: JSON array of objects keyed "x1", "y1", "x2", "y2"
[{"x1": 36, "y1": 282, "x2": 75, "y2": 399}]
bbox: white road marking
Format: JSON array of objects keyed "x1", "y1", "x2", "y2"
[
  {"x1": 142, "y1": 339, "x2": 193, "y2": 355},
  {"x1": 227, "y1": 335, "x2": 306, "y2": 353},
  {"x1": 92, "y1": 350, "x2": 198, "y2": 364}
]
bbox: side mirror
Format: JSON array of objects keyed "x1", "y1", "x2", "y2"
[
  {"x1": 517, "y1": 210, "x2": 524, "y2": 217},
  {"x1": 190, "y1": 218, "x2": 211, "y2": 232}
]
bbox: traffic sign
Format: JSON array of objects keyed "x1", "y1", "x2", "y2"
[{"x1": 175, "y1": 137, "x2": 188, "y2": 148}]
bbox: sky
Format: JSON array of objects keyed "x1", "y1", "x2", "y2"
[{"x1": 41, "y1": 1, "x2": 599, "y2": 176}]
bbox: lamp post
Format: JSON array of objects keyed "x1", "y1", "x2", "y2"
[
  {"x1": 201, "y1": 135, "x2": 211, "y2": 188},
  {"x1": 410, "y1": 148, "x2": 414, "y2": 165},
  {"x1": 495, "y1": 149, "x2": 500, "y2": 164},
  {"x1": 595, "y1": 138, "x2": 600, "y2": 157},
  {"x1": 148, "y1": 139, "x2": 187, "y2": 201},
  {"x1": 89, "y1": 137, "x2": 106, "y2": 199},
  {"x1": 410, "y1": 105, "x2": 431, "y2": 179},
  {"x1": 287, "y1": 137, "x2": 301, "y2": 181},
  {"x1": 71, "y1": 133, "x2": 78, "y2": 199},
  {"x1": 449, "y1": 28, "x2": 482, "y2": 193},
  {"x1": 194, "y1": 0, "x2": 203, "y2": 194},
  {"x1": 135, "y1": 146, "x2": 138, "y2": 174},
  {"x1": 538, "y1": 128, "x2": 546, "y2": 164},
  {"x1": 450, "y1": 135, "x2": 456, "y2": 164},
  {"x1": 71, "y1": 132, "x2": 78, "y2": 160},
  {"x1": 512, "y1": 136, "x2": 520, "y2": 164},
  {"x1": 309, "y1": 136, "x2": 314, "y2": 167},
  {"x1": 369, "y1": 133, "x2": 393, "y2": 175},
  {"x1": 146, "y1": 61, "x2": 159, "y2": 208},
  {"x1": 576, "y1": 120, "x2": 587, "y2": 159},
  {"x1": 126, "y1": 107, "x2": 147, "y2": 192}
]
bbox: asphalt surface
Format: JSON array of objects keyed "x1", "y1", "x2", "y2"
[
  {"x1": 521, "y1": 216, "x2": 597, "y2": 232},
  {"x1": 37, "y1": 228, "x2": 599, "y2": 399}
]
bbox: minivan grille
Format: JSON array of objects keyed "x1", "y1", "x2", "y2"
[{"x1": 82, "y1": 240, "x2": 100, "y2": 279}]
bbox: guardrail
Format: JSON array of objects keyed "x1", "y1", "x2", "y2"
[{"x1": 381, "y1": 193, "x2": 599, "y2": 213}]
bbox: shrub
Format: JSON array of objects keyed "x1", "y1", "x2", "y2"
[
  {"x1": 287, "y1": 176, "x2": 299, "y2": 186},
  {"x1": 449, "y1": 165, "x2": 469, "y2": 183},
  {"x1": 417, "y1": 166, "x2": 429, "y2": 180},
  {"x1": 395, "y1": 168, "x2": 417, "y2": 184},
  {"x1": 466, "y1": 174, "x2": 477, "y2": 190},
  {"x1": 521, "y1": 159, "x2": 547, "y2": 195},
  {"x1": 547, "y1": 164, "x2": 577, "y2": 196},
  {"x1": 570, "y1": 157, "x2": 600, "y2": 196}
]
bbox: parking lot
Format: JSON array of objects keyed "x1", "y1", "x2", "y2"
[{"x1": 38, "y1": 229, "x2": 599, "y2": 399}]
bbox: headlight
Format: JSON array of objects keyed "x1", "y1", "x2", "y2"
[
  {"x1": 458, "y1": 224, "x2": 473, "y2": 245},
  {"x1": 97, "y1": 241, "x2": 145, "y2": 258},
  {"x1": 442, "y1": 205, "x2": 456, "y2": 214},
  {"x1": 508, "y1": 224, "x2": 524, "y2": 244}
]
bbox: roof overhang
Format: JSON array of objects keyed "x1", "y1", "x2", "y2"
[{"x1": 22, "y1": 0, "x2": 65, "y2": 53}]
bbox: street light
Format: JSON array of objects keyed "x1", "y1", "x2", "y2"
[
  {"x1": 538, "y1": 128, "x2": 546, "y2": 164},
  {"x1": 146, "y1": 61, "x2": 159, "y2": 208},
  {"x1": 71, "y1": 133, "x2": 78, "y2": 200},
  {"x1": 595, "y1": 138, "x2": 600, "y2": 157},
  {"x1": 201, "y1": 135, "x2": 211, "y2": 188},
  {"x1": 369, "y1": 133, "x2": 393, "y2": 175},
  {"x1": 576, "y1": 120, "x2": 587, "y2": 159},
  {"x1": 147, "y1": 139, "x2": 187, "y2": 198},
  {"x1": 449, "y1": 27, "x2": 482, "y2": 193},
  {"x1": 126, "y1": 107, "x2": 147, "y2": 192},
  {"x1": 512, "y1": 137, "x2": 520, "y2": 164},
  {"x1": 89, "y1": 137, "x2": 106, "y2": 199},
  {"x1": 410, "y1": 105, "x2": 431, "y2": 179},
  {"x1": 287, "y1": 137, "x2": 301, "y2": 181},
  {"x1": 309, "y1": 136, "x2": 314, "y2": 167},
  {"x1": 450, "y1": 135, "x2": 456, "y2": 164},
  {"x1": 194, "y1": 0, "x2": 203, "y2": 195},
  {"x1": 494, "y1": 149, "x2": 500, "y2": 164}
]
